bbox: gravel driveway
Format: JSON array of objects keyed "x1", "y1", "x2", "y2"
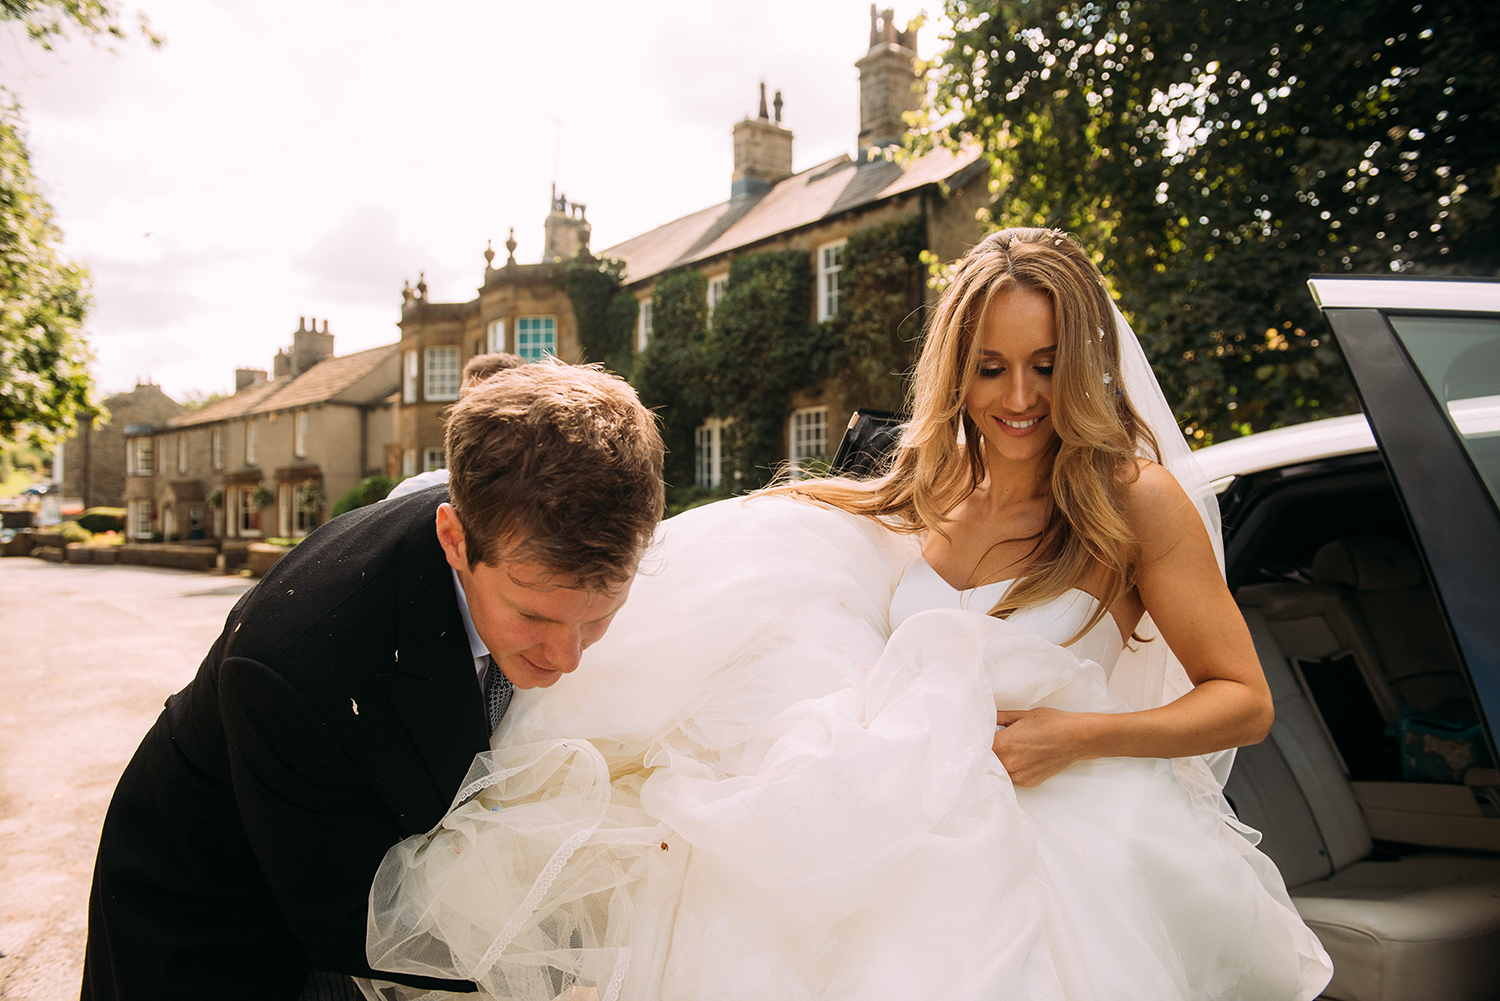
[{"x1": 0, "y1": 559, "x2": 251, "y2": 1000}]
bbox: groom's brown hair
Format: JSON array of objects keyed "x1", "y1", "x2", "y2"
[{"x1": 444, "y1": 360, "x2": 664, "y2": 588}]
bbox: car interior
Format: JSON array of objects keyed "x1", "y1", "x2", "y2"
[{"x1": 1219, "y1": 452, "x2": 1500, "y2": 1001}]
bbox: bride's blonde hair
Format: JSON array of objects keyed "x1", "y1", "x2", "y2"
[{"x1": 774, "y1": 227, "x2": 1159, "y2": 635}]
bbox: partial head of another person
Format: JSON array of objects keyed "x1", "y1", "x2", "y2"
[
  {"x1": 434, "y1": 361, "x2": 665, "y2": 687},
  {"x1": 460, "y1": 352, "x2": 525, "y2": 393}
]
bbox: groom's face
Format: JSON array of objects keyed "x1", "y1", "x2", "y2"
[{"x1": 436, "y1": 504, "x2": 632, "y2": 689}]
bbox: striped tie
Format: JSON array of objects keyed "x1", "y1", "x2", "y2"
[{"x1": 486, "y1": 657, "x2": 514, "y2": 735}]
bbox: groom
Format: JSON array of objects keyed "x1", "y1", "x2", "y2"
[{"x1": 81, "y1": 363, "x2": 665, "y2": 1000}]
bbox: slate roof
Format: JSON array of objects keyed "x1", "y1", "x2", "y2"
[
  {"x1": 168, "y1": 345, "x2": 399, "y2": 428},
  {"x1": 601, "y1": 144, "x2": 985, "y2": 286}
]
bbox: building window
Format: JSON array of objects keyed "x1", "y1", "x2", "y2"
[
  {"x1": 128, "y1": 438, "x2": 152, "y2": 476},
  {"x1": 516, "y1": 316, "x2": 556, "y2": 361},
  {"x1": 212, "y1": 428, "x2": 223, "y2": 470},
  {"x1": 695, "y1": 418, "x2": 724, "y2": 489},
  {"x1": 236, "y1": 485, "x2": 261, "y2": 536},
  {"x1": 294, "y1": 412, "x2": 308, "y2": 458},
  {"x1": 487, "y1": 319, "x2": 506, "y2": 354},
  {"x1": 402, "y1": 448, "x2": 417, "y2": 478},
  {"x1": 637, "y1": 296, "x2": 653, "y2": 352},
  {"x1": 177, "y1": 434, "x2": 187, "y2": 474},
  {"x1": 423, "y1": 447, "x2": 446, "y2": 472},
  {"x1": 789, "y1": 407, "x2": 828, "y2": 479},
  {"x1": 246, "y1": 421, "x2": 259, "y2": 466},
  {"x1": 130, "y1": 499, "x2": 153, "y2": 539},
  {"x1": 707, "y1": 274, "x2": 729, "y2": 317},
  {"x1": 818, "y1": 241, "x2": 846, "y2": 322},
  {"x1": 425, "y1": 346, "x2": 461, "y2": 401},
  {"x1": 403, "y1": 350, "x2": 419, "y2": 403}
]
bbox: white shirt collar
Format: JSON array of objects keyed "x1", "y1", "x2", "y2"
[{"x1": 450, "y1": 567, "x2": 490, "y2": 661}]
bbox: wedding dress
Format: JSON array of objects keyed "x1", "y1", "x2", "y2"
[{"x1": 361, "y1": 495, "x2": 1333, "y2": 1001}]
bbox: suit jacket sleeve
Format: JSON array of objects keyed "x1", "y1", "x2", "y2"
[{"x1": 218, "y1": 655, "x2": 474, "y2": 990}]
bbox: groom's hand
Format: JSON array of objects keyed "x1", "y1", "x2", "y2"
[{"x1": 992, "y1": 708, "x2": 1098, "y2": 787}]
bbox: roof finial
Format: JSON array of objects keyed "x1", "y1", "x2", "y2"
[
  {"x1": 416, "y1": 272, "x2": 428, "y2": 300},
  {"x1": 505, "y1": 228, "x2": 518, "y2": 264},
  {"x1": 402, "y1": 280, "x2": 414, "y2": 304},
  {"x1": 773, "y1": 89, "x2": 784, "y2": 124},
  {"x1": 484, "y1": 239, "x2": 496, "y2": 269},
  {"x1": 758, "y1": 82, "x2": 769, "y2": 120}
]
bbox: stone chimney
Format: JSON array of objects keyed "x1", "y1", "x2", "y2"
[
  {"x1": 273, "y1": 348, "x2": 292, "y2": 379},
  {"x1": 856, "y1": 6, "x2": 922, "y2": 161},
  {"x1": 731, "y1": 83, "x2": 793, "y2": 200},
  {"x1": 291, "y1": 316, "x2": 335, "y2": 377},
  {"x1": 543, "y1": 186, "x2": 592, "y2": 262},
  {"x1": 235, "y1": 368, "x2": 267, "y2": 392}
]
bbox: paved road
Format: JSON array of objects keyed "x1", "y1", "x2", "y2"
[{"x1": 0, "y1": 559, "x2": 251, "y2": 1000}]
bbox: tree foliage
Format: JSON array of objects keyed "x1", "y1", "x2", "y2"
[
  {"x1": 564, "y1": 253, "x2": 637, "y2": 377},
  {"x1": 705, "y1": 249, "x2": 822, "y2": 489},
  {"x1": 631, "y1": 270, "x2": 711, "y2": 491},
  {"x1": 0, "y1": 106, "x2": 96, "y2": 442},
  {"x1": 1, "y1": 0, "x2": 158, "y2": 47},
  {"x1": 826, "y1": 217, "x2": 929, "y2": 412},
  {"x1": 930, "y1": 0, "x2": 1500, "y2": 443}
]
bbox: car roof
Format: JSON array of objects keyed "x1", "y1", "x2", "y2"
[
  {"x1": 1308, "y1": 275, "x2": 1500, "y2": 311},
  {"x1": 1193, "y1": 413, "x2": 1376, "y2": 488}
]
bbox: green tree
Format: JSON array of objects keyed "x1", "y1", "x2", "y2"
[
  {"x1": 631, "y1": 271, "x2": 712, "y2": 490},
  {"x1": 564, "y1": 253, "x2": 637, "y2": 376},
  {"x1": 1, "y1": 1, "x2": 158, "y2": 442},
  {"x1": 826, "y1": 217, "x2": 929, "y2": 412},
  {"x1": 930, "y1": 0, "x2": 1500, "y2": 443},
  {"x1": 705, "y1": 249, "x2": 822, "y2": 488},
  {"x1": 0, "y1": 107, "x2": 96, "y2": 441}
]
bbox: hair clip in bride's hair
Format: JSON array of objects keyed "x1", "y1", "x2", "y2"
[
  {"x1": 1104, "y1": 371, "x2": 1124, "y2": 398},
  {"x1": 1007, "y1": 235, "x2": 1021, "y2": 248}
]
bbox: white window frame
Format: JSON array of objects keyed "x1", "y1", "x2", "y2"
[
  {"x1": 424, "y1": 346, "x2": 461, "y2": 402},
  {"x1": 212, "y1": 428, "x2": 223, "y2": 470},
  {"x1": 130, "y1": 499, "x2": 153, "y2": 539},
  {"x1": 695, "y1": 418, "x2": 725, "y2": 489},
  {"x1": 236, "y1": 484, "x2": 261, "y2": 537},
  {"x1": 516, "y1": 315, "x2": 557, "y2": 361},
  {"x1": 789, "y1": 406, "x2": 829, "y2": 479},
  {"x1": 129, "y1": 438, "x2": 153, "y2": 476},
  {"x1": 246, "y1": 421, "x2": 259, "y2": 466},
  {"x1": 818, "y1": 240, "x2": 846, "y2": 322},
  {"x1": 294, "y1": 411, "x2": 308, "y2": 458},
  {"x1": 403, "y1": 349, "x2": 419, "y2": 404},
  {"x1": 423, "y1": 447, "x2": 446, "y2": 472},
  {"x1": 402, "y1": 448, "x2": 417, "y2": 478},
  {"x1": 636, "y1": 295, "x2": 653, "y2": 352},
  {"x1": 707, "y1": 274, "x2": 729, "y2": 317},
  {"x1": 278, "y1": 483, "x2": 293, "y2": 538},
  {"x1": 487, "y1": 319, "x2": 506, "y2": 354},
  {"x1": 177, "y1": 434, "x2": 187, "y2": 474}
]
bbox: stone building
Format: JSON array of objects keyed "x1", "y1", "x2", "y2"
[
  {"x1": 122, "y1": 318, "x2": 398, "y2": 543},
  {"x1": 389, "y1": 195, "x2": 590, "y2": 478},
  {"x1": 601, "y1": 6, "x2": 989, "y2": 485},
  {"x1": 58, "y1": 382, "x2": 183, "y2": 509}
]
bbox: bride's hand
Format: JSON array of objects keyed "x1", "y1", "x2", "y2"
[{"x1": 992, "y1": 708, "x2": 1098, "y2": 787}]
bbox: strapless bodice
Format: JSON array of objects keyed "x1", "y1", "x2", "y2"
[{"x1": 891, "y1": 557, "x2": 1125, "y2": 674}]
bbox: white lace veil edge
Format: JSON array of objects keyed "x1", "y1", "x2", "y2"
[{"x1": 1109, "y1": 304, "x2": 1238, "y2": 792}]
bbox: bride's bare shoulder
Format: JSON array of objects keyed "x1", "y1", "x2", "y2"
[{"x1": 1118, "y1": 459, "x2": 1206, "y2": 556}]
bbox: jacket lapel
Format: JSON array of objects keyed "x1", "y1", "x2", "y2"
[{"x1": 374, "y1": 506, "x2": 490, "y2": 824}]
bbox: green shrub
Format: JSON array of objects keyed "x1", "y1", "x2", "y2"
[
  {"x1": 331, "y1": 476, "x2": 397, "y2": 518},
  {"x1": 57, "y1": 520, "x2": 92, "y2": 544},
  {"x1": 264, "y1": 537, "x2": 302, "y2": 548},
  {"x1": 76, "y1": 507, "x2": 126, "y2": 533}
]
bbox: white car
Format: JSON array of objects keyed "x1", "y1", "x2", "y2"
[{"x1": 1199, "y1": 276, "x2": 1500, "y2": 1001}]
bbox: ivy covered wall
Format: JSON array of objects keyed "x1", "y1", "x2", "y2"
[
  {"x1": 825, "y1": 216, "x2": 928, "y2": 414},
  {"x1": 564, "y1": 255, "x2": 637, "y2": 376},
  {"x1": 632, "y1": 271, "x2": 711, "y2": 490}
]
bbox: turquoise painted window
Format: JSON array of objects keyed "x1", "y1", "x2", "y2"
[{"x1": 517, "y1": 316, "x2": 557, "y2": 361}]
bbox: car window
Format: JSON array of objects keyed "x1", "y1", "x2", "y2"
[{"x1": 1386, "y1": 315, "x2": 1500, "y2": 511}]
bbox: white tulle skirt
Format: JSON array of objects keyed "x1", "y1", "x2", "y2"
[{"x1": 363, "y1": 498, "x2": 1332, "y2": 1001}]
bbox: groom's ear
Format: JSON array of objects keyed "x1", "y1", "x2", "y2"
[{"x1": 435, "y1": 503, "x2": 469, "y2": 574}]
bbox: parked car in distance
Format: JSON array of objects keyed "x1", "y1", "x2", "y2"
[{"x1": 832, "y1": 275, "x2": 1500, "y2": 1001}]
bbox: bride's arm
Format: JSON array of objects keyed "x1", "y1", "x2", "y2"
[{"x1": 992, "y1": 463, "x2": 1274, "y2": 786}]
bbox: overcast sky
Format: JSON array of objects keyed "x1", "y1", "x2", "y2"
[{"x1": 0, "y1": 0, "x2": 947, "y2": 401}]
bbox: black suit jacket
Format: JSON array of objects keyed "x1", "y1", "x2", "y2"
[{"x1": 83, "y1": 487, "x2": 488, "y2": 1000}]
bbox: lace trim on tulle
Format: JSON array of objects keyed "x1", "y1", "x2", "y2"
[
  {"x1": 468, "y1": 825, "x2": 598, "y2": 979},
  {"x1": 601, "y1": 945, "x2": 632, "y2": 1001}
]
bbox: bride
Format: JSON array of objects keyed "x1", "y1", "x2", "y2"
[{"x1": 360, "y1": 229, "x2": 1334, "y2": 1000}]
